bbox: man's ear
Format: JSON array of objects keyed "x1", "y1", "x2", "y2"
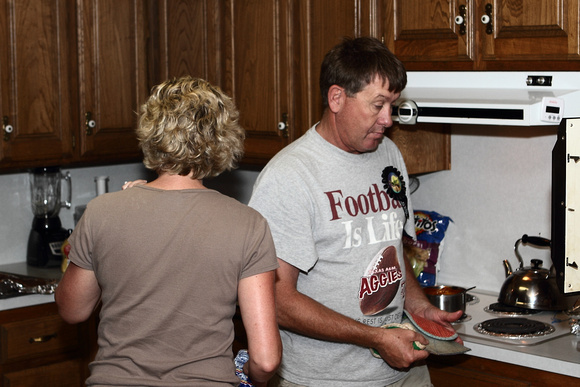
[{"x1": 327, "y1": 85, "x2": 345, "y2": 113}]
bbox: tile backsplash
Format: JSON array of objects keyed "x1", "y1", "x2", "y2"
[{"x1": 0, "y1": 163, "x2": 151, "y2": 265}]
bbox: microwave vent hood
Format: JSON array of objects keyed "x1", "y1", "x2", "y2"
[{"x1": 393, "y1": 71, "x2": 580, "y2": 126}]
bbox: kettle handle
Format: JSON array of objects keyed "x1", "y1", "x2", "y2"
[
  {"x1": 514, "y1": 234, "x2": 551, "y2": 269},
  {"x1": 521, "y1": 234, "x2": 551, "y2": 248}
]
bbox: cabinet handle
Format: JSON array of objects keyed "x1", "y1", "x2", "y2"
[
  {"x1": 278, "y1": 113, "x2": 289, "y2": 138},
  {"x1": 3, "y1": 116, "x2": 13, "y2": 141},
  {"x1": 455, "y1": 5, "x2": 467, "y2": 35},
  {"x1": 482, "y1": 3, "x2": 493, "y2": 35},
  {"x1": 29, "y1": 333, "x2": 57, "y2": 343},
  {"x1": 85, "y1": 111, "x2": 96, "y2": 135}
]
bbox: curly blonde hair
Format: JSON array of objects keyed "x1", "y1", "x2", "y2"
[{"x1": 137, "y1": 76, "x2": 245, "y2": 179}]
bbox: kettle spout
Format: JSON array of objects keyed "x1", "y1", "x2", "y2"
[{"x1": 503, "y1": 259, "x2": 512, "y2": 277}]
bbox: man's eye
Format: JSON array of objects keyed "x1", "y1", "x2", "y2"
[{"x1": 374, "y1": 105, "x2": 384, "y2": 110}]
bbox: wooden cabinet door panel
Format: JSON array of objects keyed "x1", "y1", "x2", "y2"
[
  {"x1": 221, "y1": 0, "x2": 293, "y2": 165},
  {"x1": 3, "y1": 358, "x2": 82, "y2": 387},
  {"x1": 481, "y1": 0, "x2": 580, "y2": 64},
  {"x1": 0, "y1": 0, "x2": 75, "y2": 166},
  {"x1": 296, "y1": 0, "x2": 378, "y2": 136},
  {"x1": 157, "y1": 0, "x2": 221, "y2": 85},
  {"x1": 77, "y1": 0, "x2": 145, "y2": 161},
  {"x1": 386, "y1": 124, "x2": 451, "y2": 175},
  {"x1": 385, "y1": 0, "x2": 473, "y2": 70}
]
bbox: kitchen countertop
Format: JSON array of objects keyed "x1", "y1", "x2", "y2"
[
  {"x1": 0, "y1": 262, "x2": 61, "y2": 311},
  {"x1": 0, "y1": 264, "x2": 578, "y2": 379}
]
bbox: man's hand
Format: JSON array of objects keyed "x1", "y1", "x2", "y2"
[{"x1": 371, "y1": 325, "x2": 430, "y2": 369}]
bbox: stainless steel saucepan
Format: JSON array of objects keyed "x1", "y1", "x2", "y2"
[{"x1": 423, "y1": 285, "x2": 475, "y2": 313}]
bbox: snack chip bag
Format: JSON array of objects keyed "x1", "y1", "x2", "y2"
[{"x1": 403, "y1": 210, "x2": 453, "y2": 287}]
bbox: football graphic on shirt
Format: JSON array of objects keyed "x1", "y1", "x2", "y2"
[{"x1": 359, "y1": 246, "x2": 403, "y2": 315}]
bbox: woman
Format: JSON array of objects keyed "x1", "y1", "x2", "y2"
[{"x1": 55, "y1": 76, "x2": 282, "y2": 386}]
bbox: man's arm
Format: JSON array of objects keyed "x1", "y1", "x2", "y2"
[
  {"x1": 55, "y1": 262, "x2": 101, "y2": 324},
  {"x1": 238, "y1": 270, "x2": 282, "y2": 386},
  {"x1": 274, "y1": 258, "x2": 429, "y2": 369}
]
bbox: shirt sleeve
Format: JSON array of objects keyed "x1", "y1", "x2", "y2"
[
  {"x1": 249, "y1": 161, "x2": 319, "y2": 273},
  {"x1": 240, "y1": 213, "x2": 280, "y2": 279},
  {"x1": 66, "y1": 203, "x2": 95, "y2": 271}
]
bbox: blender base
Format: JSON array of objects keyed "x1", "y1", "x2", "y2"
[{"x1": 26, "y1": 217, "x2": 70, "y2": 268}]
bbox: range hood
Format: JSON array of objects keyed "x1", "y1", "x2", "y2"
[{"x1": 393, "y1": 71, "x2": 580, "y2": 126}]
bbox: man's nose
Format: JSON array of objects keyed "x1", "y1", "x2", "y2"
[{"x1": 378, "y1": 106, "x2": 393, "y2": 127}]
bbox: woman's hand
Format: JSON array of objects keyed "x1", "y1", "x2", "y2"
[{"x1": 122, "y1": 180, "x2": 147, "y2": 190}]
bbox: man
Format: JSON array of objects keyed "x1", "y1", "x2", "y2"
[{"x1": 248, "y1": 37, "x2": 462, "y2": 386}]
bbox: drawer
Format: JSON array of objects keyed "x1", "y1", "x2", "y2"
[
  {"x1": 3, "y1": 358, "x2": 82, "y2": 387},
  {"x1": 0, "y1": 314, "x2": 79, "y2": 364}
]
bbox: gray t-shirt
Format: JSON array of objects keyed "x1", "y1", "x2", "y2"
[
  {"x1": 69, "y1": 186, "x2": 278, "y2": 386},
  {"x1": 249, "y1": 126, "x2": 416, "y2": 386}
]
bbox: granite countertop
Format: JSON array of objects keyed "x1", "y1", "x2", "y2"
[{"x1": 0, "y1": 262, "x2": 62, "y2": 311}]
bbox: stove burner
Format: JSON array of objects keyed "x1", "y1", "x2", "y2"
[
  {"x1": 474, "y1": 317, "x2": 555, "y2": 339},
  {"x1": 484, "y1": 302, "x2": 540, "y2": 316},
  {"x1": 451, "y1": 313, "x2": 472, "y2": 324},
  {"x1": 465, "y1": 293, "x2": 479, "y2": 305}
]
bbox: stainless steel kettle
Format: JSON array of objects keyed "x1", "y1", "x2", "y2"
[{"x1": 499, "y1": 234, "x2": 567, "y2": 310}]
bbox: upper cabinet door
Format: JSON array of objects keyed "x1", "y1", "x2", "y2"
[
  {"x1": 385, "y1": 0, "x2": 580, "y2": 70},
  {"x1": 296, "y1": 0, "x2": 380, "y2": 135},
  {"x1": 156, "y1": 0, "x2": 221, "y2": 85},
  {"x1": 220, "y1": 0, "x2": 294, "y2": 165},
  {"x1": 76, "y1": 0, "x2": 146, "y2": 162},
  {"x1": 385, "y1": 0, "x2": 473, "y2": 70},
  {"x1": 480, "y1": 0, "x2": 580, "y2": 69},
  {"x1": 0, "y1": 0, "x2": 76, "y2": 166}
]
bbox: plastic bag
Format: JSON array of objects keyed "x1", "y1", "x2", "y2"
[{"x1": 403, "y1": 210, "x2": 453, "y2": 287}]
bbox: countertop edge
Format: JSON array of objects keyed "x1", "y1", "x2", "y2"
[
  {"x1": 464, "y1": 338, "x2": 580, "y2": 378},
  {"x1": 0, "y1": 294, "x2": 55, "y2": 311},
  {"x1": 0, "y1": 262, "x2": 60, "y2": 311}
]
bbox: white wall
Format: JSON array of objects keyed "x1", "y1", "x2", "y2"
[
  {"x1": 411, "y1": 125, "x2": 558, "y2": 292},
  {"x1": 0, "y1": 125, "x2": 560, "y2": 295}
]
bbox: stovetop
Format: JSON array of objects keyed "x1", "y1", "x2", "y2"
[{"x1": 453, "y1": 291, "x2": 572, "y2": 346}]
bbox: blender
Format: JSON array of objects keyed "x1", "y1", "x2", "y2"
[{"x1": 26, "y1": 166, "x2": 72, "y2": 267}]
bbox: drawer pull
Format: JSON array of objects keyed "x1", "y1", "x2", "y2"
[{"x1": 29, "y1": 333, "x2": 58, "y2": 343}]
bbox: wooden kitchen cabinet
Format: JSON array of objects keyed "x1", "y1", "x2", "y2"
[
  {"x1": 75, "y1": 0, "x2": 146, "y2": 164},
  {"x1": 0, "y1": 302, "x2": 96, "y2": 387},
  {"x1": 219, "y1": 0, "x2": 295, "y2": 166},
  {"x1": 427, "y1": 354, "x2": 579, "y2": 386},
  {"x1": 153, "y1": 0, "x2": 449, "y2": 173},
  {"x1": 0, "y1": 0, "x2": 144, "y2": 172},
  {"x1": 1, "y1": 0, "x2": 449, "y2": 173},
  {"x1": 384, "y1": 0, "x2": 580, "y2": 71},
  {"x1": 0, "y1": 0, "x2": 77, "y2": 167},
  {"x1": 154, "y1": 0, "x2": 295, "y2": 166},
  {"x1": 154, "y1": 0, "x2": 221, "y2": 85}
]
